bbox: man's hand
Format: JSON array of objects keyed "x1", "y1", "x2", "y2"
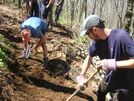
[
  {"x1": 96, "y1": 59, "x2": 116, "y2": 71},
  {"x1": 76, "y1": 74, "x2": 86, "y2": 91}
]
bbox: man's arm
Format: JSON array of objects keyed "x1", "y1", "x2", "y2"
[
  {"x1": 96, "y1": 59, "x2": 134, "y2": 71},
  {"x1": 76, "y1": 55, "x2": 92, "y2": 88},
  {"x1": 28, "y1": 0, "x2": 32, "y2": 10},
  {"x1": 56, "y1": 0, "x2": 63, "y2": 6},
  {"x1": 46, "y1": 0, "x2": 53, "y2": 8},
  {"x1": 80, "y1": 55, "x2": 93, "y2": 75},
  {"x1": 116, "y1": 59, "x2": 134, "y2": 69}
]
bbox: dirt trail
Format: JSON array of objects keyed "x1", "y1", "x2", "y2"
[{"x1": 0, "y1": 5, "x2": 99, "y2": 101}]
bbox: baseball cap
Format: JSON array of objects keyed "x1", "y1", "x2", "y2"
[
  {"x1": 21, "y1": 29, "x2": 31, "y2": 42},
  {"x1": 80, "y1": 15, "x2": 101, "y2": 36}
]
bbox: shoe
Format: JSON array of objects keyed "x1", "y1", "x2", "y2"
[{"x1": 43, "y1": 57, "x2": 49, "y2": 68}]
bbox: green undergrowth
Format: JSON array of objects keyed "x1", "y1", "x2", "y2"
[{"x1": 0, "y1": 35, "x2": 11, "y2": 68}]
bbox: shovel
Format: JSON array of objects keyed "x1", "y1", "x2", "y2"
[
  {"x1": 25, "y1": 44, "x2": 32, "y2": 59},
  {"x1": 66, "y1": 69, "x2": 99, "y2": 101},
  {"x1": 24, "y1": 42, "x2": 34, "y2": 59}
]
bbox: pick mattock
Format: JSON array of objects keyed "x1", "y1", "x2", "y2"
[
  {"x1": 66, "y1": 69, "x2": 99, "y2": 101},
  {"x1": 24, "y1": 42, "x2": 34, "y2": 64}
]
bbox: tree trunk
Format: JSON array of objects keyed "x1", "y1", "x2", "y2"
[
  {"x1": 18, "y1": 0, "x2": 22, "y2": 8},
  {"x1": 124, "y1": 0, "x2": 134, "y2": 37}
]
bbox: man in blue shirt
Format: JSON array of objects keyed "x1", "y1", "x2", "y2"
[
  {"x1": 21, "y1": 17, "x2": 48, "y2": 67},
  {"x1": 76, "y1": 14, "x2": 134, "y2": 101}
]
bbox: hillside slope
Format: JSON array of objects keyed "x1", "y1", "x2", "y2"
[{"x1": 0, "y1": 5, "x2": 99, "y2": 101}]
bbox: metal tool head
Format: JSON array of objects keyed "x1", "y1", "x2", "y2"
[{"x1": 25, "y1": 44, "x2": 33, "y2": 59}]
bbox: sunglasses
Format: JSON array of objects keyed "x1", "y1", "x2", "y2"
[{"x1": 86, "y1": 29, "x2": 92, "y2": 35}]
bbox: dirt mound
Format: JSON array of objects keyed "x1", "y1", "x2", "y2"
[{"x1": 0, "y1": 5, "x2": 100, "y2": 101}]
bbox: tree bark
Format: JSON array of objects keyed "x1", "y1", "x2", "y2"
[{"x1": 124, "y1": 0, "x2": 134, "y2": 36}]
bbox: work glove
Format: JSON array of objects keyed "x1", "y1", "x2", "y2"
[
  {"x1": 96, "y1": 59, "x2": 116, "y2": 71},
  {"x1": 76, "y1": 74, "x2": 86, "y2": 91}
]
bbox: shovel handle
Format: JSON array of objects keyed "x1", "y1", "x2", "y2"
[
  {"x1": 85, "y1": 69, "x2": 99, "y2": 84},
  {"x1": 66, "y1": 69, "x2": 99, "y2": 101},
  {"x1": 66, "y1": 88, "x2": 79, "y2": 101}
]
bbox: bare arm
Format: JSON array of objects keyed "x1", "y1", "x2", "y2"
[
  {"x1": 29, "y1": 1, "x2": 32, "y2": 10},
  {"x1": 116, "y1": 59, "x2": 134, "y2": 69},
  {"x1": 56, "y1": 0, "x2": 63, "y2": 6},
  {"x1": 80, "y1": 55, "x2": 93, "y2": 75},
  {"x1": 48, "y1": 0, "x2": 53, "y2": 6}
]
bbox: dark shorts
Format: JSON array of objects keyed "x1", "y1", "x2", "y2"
[
  {"x1": 30, "y1": 0, "x2": 39, "y2": 17},
  {"x1": 43, "y1": 4, "x2": 51, "y2": 19}
]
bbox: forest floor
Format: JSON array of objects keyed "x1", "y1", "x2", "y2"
[{"x1": 0, "y1": 4, "x2": 101, "y2": 101}]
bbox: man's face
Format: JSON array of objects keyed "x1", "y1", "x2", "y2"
[{"x1": 86, "y1": 28, "x2": 101, "y2": 41}]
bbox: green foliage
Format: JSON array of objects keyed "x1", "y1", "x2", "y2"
[
  {"x1": 0, "y1": 35, "x2": 10, "y2": 68},
  {"x1": 0, "y1": 46, "x2": 6, "y2": 67},
  {"x1": 74, "y1": 36, "x2": 87, "y2": 44},
  {"x1": 0, "y1": 61, "x2": 5, "y2": 67},
  {"x1": 58, "y1": 11, "x2": 68, "y2": 24},
  {"x1": 59, "y1": 17, "x2": 68, "y2": 24}
]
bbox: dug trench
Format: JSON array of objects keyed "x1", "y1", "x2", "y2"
[{"x1": 0, "y1": 5, "x2": 101, "y2": 101}]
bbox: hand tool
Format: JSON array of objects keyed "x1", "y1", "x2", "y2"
[{"x1": 66, "y1": 69, "x2": 99, "y2": 101}]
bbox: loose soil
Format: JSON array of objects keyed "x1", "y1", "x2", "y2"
[{"x1": 0, "y1": 4, "x2": 101, "y2": 101}]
